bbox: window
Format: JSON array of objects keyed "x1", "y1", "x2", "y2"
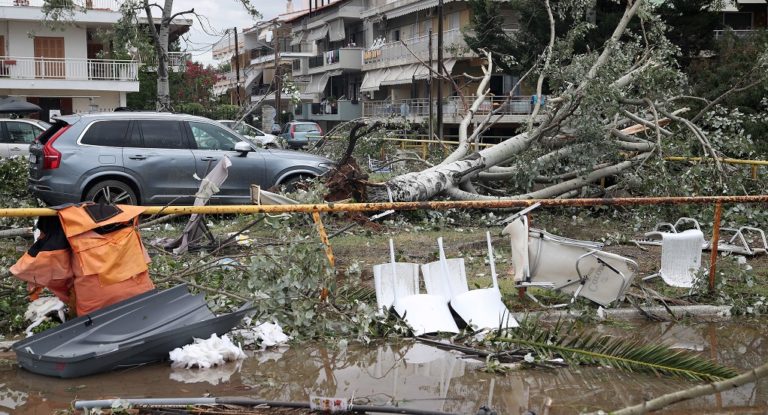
[
  {"x1": 723, "y1": 12, "x2": 752, "y2": 30},
  {"x1": 3, "y1": 122, "x2": 42, "y2": 144},
  {"x1": 138, "y1": 120, "x2": 186, "y2": 149},
  {"x1": 392, "y1": 30, "x2": 400, "y2": 42},
  {"x1": 448, "y1": 12, "x2": 460, "y2": 31},
  {"x1": 188, "y1": 121, "x2": 242, "y2": 151},
  {"x1": 81, "y1": 121, "x2": 130, "y2": 147},
  {"x1": 294, "y1": 123, "x2": 320, "y2": 133}
]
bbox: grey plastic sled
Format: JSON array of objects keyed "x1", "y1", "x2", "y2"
[{"x1": 13, "y1": 284, "x2": 252, "y2": 378}]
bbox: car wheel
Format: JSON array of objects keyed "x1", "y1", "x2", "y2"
[
  {"x1": 265, "y1": 143, "x2": 279, "y2": 149},
  {"x1": 85, "y1": 180, "x2": 138, "y2": 205},
  {"x1": 281, "y1": 174, "x2": 313, "y2": 192}
]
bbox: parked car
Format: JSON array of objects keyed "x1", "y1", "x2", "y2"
[
  {"x1": 216, "y1": 120, "x2": 281, "y2": 149},
  {"x1": 280, "y1": 121, "x2": 323, "y2": 150},
  {"x1": 0, "y1": 118, "x2": 50, "y2": 158},
  {"x1": 28, "y1": 112, "x2": 333, "y2": 206}
]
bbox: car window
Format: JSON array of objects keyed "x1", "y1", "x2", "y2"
[
  {"x1": 138, "y1": 120, "x2": 186, "y2": 149},
  {"x1": 4, "y1": 121, "x2": 41, "y2": 144},
  {"x1": 294, "y1": 124, "x2": 319, "y2": 133},
  {"x1": 188, "y1": 121, "x2": 242, "y2": 151},
  {"x1": 236, "y1": 123, "x2": 263, "y2": 137},
  {"x1": 81, "y1": 120, "x2": 130, "y2": 147}
]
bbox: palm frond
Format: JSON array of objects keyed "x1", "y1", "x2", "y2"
[{"x1": 490, "y1": 321, "x2": 738, "y2": 382}]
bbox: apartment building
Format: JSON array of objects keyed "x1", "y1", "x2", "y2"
[
  {"x1": 0, "y1": 0, "x2": 191, "y2": 119},
  {"x1": 277, "y1": 0, "x2": 528, "y2": 134},
  {"x1": 718, "y1": 0, "x2": 768, "y2": 38}
]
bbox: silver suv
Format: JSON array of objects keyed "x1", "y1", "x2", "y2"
[{"x1": 28, "y1": 112, "x2": 333, "y2": 206}]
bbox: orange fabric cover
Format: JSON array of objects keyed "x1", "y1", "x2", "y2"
[
  {"x1": 10, "y1": 250, "x2": 74, "y2": 302},
  {"x1": 58, "y1": 204, "x2": 149, "y2": 286},
  {"x1": 68, "y1": 228, "x2": 149, "y2": 285},
  {"x1": 72, "y1": 254, "x2": 154, "y2": 316},
  {"x1": 57, "y1": 204, "x2": 147, "y2": 237}
]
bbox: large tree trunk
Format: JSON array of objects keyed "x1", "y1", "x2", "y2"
[
  {"x1": 368, "y1": 132, "x2": 536, "y2": 202},
  {"x1": 144, "y1": 0, "x2": 173, "y2": 112}
]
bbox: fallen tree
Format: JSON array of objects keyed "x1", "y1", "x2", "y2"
[{"x1": 359, "y1": 0, "x2": 768, "y2": 202}]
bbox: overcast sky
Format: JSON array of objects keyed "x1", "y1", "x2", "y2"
[{"x1": 175, "y1": 0, "x2": 303, "y2": 66}]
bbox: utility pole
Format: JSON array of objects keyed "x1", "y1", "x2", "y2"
[
  {"x1": 428, "y1": 28, "x2": 434, "y2": 141},
  {"x1": 233, "y1": 27, "x2": 241, "y2": 107},
  {"x1": 436, "y1": 0, "x2": 444, "y2": 140},
  {"x1": 274, "y1": 24, "x2": 282, "y2": 121}
]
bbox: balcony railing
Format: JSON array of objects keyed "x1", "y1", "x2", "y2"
[
  {"x1": 1, "y1": 0, "x2": 120, "y2": 10},
  {"x1": 713, "y1": 29, "x2": 758, "y2": 39},
  {"x1": 363, "y1": 96, "x2": 540, "y2": 119},
  {"x1": 363, "y1": 29, "x2": 472, "y2": 69},
  {"x1": 0, "y1": 56, "x2": 138, "y2": 81},
  {"x1": 142, "y1": 51, "x2": 190, "y2": 71},
  {"x1": 305, "y1": 48, "x2": 363, "y2": 74}
]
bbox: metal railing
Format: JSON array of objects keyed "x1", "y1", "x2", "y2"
[
  {"x1": 0, "y1": 56, "x2": 138, "y2": 81},
  {"x1": 142, "y1": 52, "x2": 190, "y2": 69},
  {"x1": 363, "y1": 96, "x2": 538, "y2": 118},
  {"x1": 363, "y1": 29, "x2": 471, "y2": 67},
  {"x1": 713, "y1": 29, "x2": 759, "y2": 39},
  {"x1": 1, "y1": 0, "x2": 119, "y2": 9}
]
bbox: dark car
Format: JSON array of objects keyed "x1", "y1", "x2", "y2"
[
  {"x1": 280, "y1": 121, "x2": 323, "y2": 150},
  {"x1": 28, "y1": 112, "x2": 332, "y2": 206}
]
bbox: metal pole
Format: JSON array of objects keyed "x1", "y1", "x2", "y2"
[
  {"x1": 436, "y1": 0, "x2": 444, "y2": 141},
  {"x1": 428, "y1": 29, "x2": 434, "y2": 141},
  {"x1": 709, "y1": 201, "x2": 723, "y2": 292},
  {"x1": 274, "y1": 24, "x2": 282, "y2": 120},
  {"x1": 233, "y1": 28, "x2": 242, "y2": 107},
  {"x1": 4, "y1": 195, "x2": 768, "y2": 218}
]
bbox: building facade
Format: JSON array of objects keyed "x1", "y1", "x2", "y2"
[{"x1": 0, "y1": 0, "x2": 191, "y2": 120}]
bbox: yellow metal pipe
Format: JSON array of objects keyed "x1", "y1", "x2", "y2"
[
  {"x1": 3, "y1": 195, "x2": 768, "y2": 218},
  {"x1": 664, "y1": 156, "x2": 768, "y2": 167}
]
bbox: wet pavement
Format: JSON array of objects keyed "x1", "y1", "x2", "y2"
[{"x1": 1, "y1": 318, "x2": 767, "y2": 414}]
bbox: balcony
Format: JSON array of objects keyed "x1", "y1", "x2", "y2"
[
  {"x1": 0, "y1": 56, "x2": 138, "y2": 92},
  {"x1": 298, "y1": 99, "x2": 362, "y2": 122},
  {"x1": 363, "y1": 29, "x2": 473, "y2": 71},
  {"x1": 0, "y1": 0, "x2": 119, "y2": 10},
  {"x1": 362, "y1": 96, "x2": 541, "y2": 125},
  {"x1": 306, "y1": 47, "x2": 363, "y2": 75},
  {"x1": 142, "y1": 52, "x2": 190, "y2": 72}
]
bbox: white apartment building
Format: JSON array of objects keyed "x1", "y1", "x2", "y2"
[{"x1": 0, "y1": 0, "x2": 190, "y2": 119}]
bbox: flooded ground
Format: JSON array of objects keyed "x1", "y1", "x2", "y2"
[{"x1": 1, "y1": 318, "x2": 767, "y2": 414}]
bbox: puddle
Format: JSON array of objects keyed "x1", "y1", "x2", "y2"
[{"x1": 1, "y1": 319, "x2": 767, "y2": 414}]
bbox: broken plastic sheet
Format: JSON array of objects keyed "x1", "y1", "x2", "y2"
[{"x1": 166, "y1": 156, "x2": 232, "y2": 254}]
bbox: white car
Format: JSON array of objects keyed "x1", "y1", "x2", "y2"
[
  {"x1": 0, "y1": 118, "x2": 50, "y2": 158},
  {"x1": 217, "y1": 120, "x2": 281, "y2": 149}
]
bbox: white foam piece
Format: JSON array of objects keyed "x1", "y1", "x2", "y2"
[{"x1": 169, "y1": 334, "x2": 246, "y2": 369}]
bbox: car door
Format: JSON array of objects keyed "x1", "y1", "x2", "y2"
[
  {"x1": 185, "y1": 120, "x2": 266, "y2": 204},
  {"x1": 3, "y1": 121, "x2": 43, "y2": 157},
  {"x1": 0, "y1": 122, "x2": 9, "y2": 158},
  {"x1": 122, "y1": 120, "x2": 199, "y2": 205}
]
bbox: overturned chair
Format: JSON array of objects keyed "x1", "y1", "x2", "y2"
[{"x1": 502, "y1": 217, "x2": 638, "y2": 308}]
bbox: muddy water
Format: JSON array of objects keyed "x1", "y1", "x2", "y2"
[{"x1": 1, "y1": 319, "x2": 767, "y2": 415}]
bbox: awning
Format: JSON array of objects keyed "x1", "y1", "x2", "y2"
[
  {"x1": 290, "y1": 31, "x2": 306, "y2": 46},
  {"x1": 305, "y1": 72, "x2": 331, "y2": 95},
  {"x1": 306, "y1": 25, "x2": 329, "y2": 42},
  {"x1": 380, "y1": 64, "x2": 419, "y2": 86},
  {"x1": 414, "y1": 59, "x2": 457, "y2": 80},
  {"x1": 386, "y1": 0, "x2": 438, "y2": 19},
  {"x1": 243, "y1": 67, "x2": 263, "y2": 92},
  {"x1": 328, "y1": 19, "x2": 346, "y2": 43},
  {"x1": 360, "y1": 69, "x2": 387, "y2": 92}
]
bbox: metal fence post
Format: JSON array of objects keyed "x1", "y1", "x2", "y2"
[{"x1": 709, "y1": 201, "x2": 723, "y2": 292}]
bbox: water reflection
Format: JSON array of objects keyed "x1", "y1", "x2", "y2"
[{"x1": 1, "y1": 319, "x2": 767, "y2": 414}]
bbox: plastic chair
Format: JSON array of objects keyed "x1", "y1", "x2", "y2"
[{"x1": 503, "y1": 217, "x2": 638, "y2": 308}]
